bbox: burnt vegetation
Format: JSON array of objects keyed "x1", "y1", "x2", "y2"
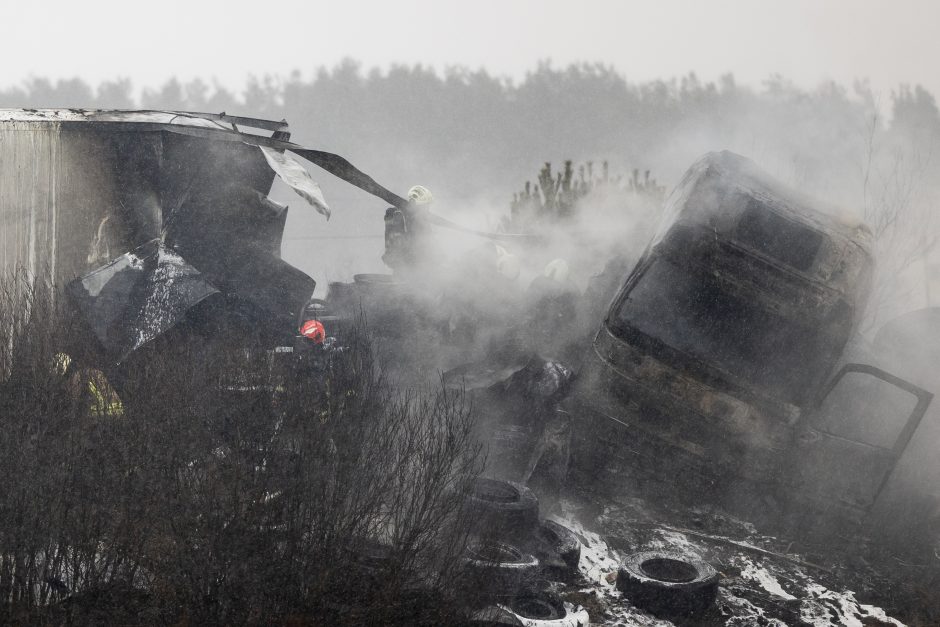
[{"x1": 0, "y1": 278, "x2": 485, "y2": 625}]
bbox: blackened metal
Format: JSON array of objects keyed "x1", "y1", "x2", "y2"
[{"x1": 66, "y1": 239, "x2": 220, "y2": 361}]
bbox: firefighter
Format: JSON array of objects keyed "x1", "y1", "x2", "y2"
[
  {"x1": 382, "y1": 184, "x2": 436, "y2": 274},
  {"x1": 54, "y1": 352, "x2": 124, "y2": 417}
]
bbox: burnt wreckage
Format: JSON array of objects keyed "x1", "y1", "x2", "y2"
[
  {"x1": 0, "y1": 109, "x2": 409, "y2": 360},
  {"x1": 1, "y1": 111, "x2": 935, "y2": 620},
  {"x1": 571, "y1": 152, "x2": 934, "y2": 523},
  {"x1": 0, "y1": 110, "x2": 932, "y2": 524}
]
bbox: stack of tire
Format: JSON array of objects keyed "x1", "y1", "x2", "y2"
[
  {"x1": 462, "y1": 477, "x2": 720, "y2": 622},
  {"x1": 460, "y1": 477, "x2": 589, "y2": 626}
]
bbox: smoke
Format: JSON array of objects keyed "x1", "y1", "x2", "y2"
[
  {"x1": 6, "y1": 64, "x2": 940, "y2": 546},
  {"x1": 341, "y1": 80, "x2": 940, "y2": 544}
]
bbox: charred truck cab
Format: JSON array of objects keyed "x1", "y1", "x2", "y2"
[{"x1": 573, "y1": 151, "x2": 932, "y2": 522}]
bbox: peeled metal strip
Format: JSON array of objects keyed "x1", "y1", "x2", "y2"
[
  {"x1": 260, "y1": 146, "x2": 331, "y2": 219},
  {"x1": 288, "y1": 147, "x2": 409, "y2": 210}
]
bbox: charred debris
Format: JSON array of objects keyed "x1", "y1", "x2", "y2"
[{"x1": 1, "y1": 109, "x2": 938, "y2": 624}]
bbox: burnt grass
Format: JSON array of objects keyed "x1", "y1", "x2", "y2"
[{"x1": 0, "y1": 282, "x2": 487, "y2": 625}]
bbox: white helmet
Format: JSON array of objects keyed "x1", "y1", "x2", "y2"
[
  {"x1": 543, "y1": 258, "x2": 570, "y2": 283},
  {"x1": 407, "y1": 185, "x2": 434, "y2": 205}
]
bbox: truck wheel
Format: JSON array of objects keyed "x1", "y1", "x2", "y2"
[
  {"x1": 469, "y1": 478, "x2": 540, "y2": 539},
  {"x1": 616, "y1": 551, "x2": 718, "y2": 617},
  {"x1": 460, "y1": 541, "x2": 539, "y2": 598},
  {"x1": 532, "y1": 520, "x2": 581, "y2": 575},
  {"x1": 504, "y1": 591, "x2": 590, "y2": 626},
  {"x1": 470, "y1": 591, "x2": 590, "y2": 626}
]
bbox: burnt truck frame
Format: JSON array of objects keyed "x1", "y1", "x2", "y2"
[
  {"x1": 572, "y1": 152, "x2": 933, "y2": 521},
  {"x1": 0, "y1": 109, "x2": 415, "y2": 365}
]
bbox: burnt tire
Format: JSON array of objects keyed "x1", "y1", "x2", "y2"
[
  {"x1": 616, "y1": 551, "x2": 718, "y2": 617},
  {"x1": 530, "y1": 520, "x2": 581, "y2": 577},
  {"x1": 470, "y1": 591, "x2": 590, "y2": 626},
  {"x1": 469, "y1": 477, "x2": 539, "y2": 539},
  {"x1": 460, "y1": 541, "x2": 539, "y2": 598}
]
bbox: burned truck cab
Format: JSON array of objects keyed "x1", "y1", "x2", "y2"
[{"x1": 572, "y1": 152, "x2": 932, "y2": 521}]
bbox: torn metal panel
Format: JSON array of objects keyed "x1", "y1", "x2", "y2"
[
  {"x1": 66, "y1": 240, "x2": 220, "y2": 361},
  {"x1": 259, "y1": 146, "x2": 330, "y2": 219},
  {"x1": 176, "y1": 239, "x2": 316, "y2": 330},
  {"x1": 0, "y1": 109, "x2": 324, "y2": 361}
]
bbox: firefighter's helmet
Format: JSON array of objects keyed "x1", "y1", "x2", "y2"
[
  {"x1": 300, "y1": 319, "x2": 326, "y2": 344},
  {"x1": 407, "y1": 185, "x2": 434, "y2": 205}
]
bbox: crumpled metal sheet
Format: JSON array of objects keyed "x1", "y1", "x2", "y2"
[
  {"x1": 444, "y1": 356, "x2": 575, "y2": 402},
  {"x1": 499, "y1": 358, "x2": 576, "y2": 402},
  {"x1": 67, "y1": 239, "x2": 220, "y2": 362},
  {"x1": 442, "y1": 359, "x2": 531, "y2": 391},
  {"x1": 259, "y1": 145, "x2": 331, "y2": 219}
]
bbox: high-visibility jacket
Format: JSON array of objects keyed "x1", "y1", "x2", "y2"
[{"x1": 88, "y1": 370, "x2": 124, "y2": 417}]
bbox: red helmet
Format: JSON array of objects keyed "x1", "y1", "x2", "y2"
[{"x1": 300, "y1": 319, "x2": 326, "y2": 344}]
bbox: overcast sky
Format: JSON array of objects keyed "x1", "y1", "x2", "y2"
[{"x1": 3, "y1": 0, "x2": 938, "y2": 101}]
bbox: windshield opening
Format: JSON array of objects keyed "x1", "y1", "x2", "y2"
[{"x1": 611, "y1": 256, "x2": 842, "y2": 406}]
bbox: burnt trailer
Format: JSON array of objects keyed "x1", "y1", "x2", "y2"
[
  {"x1": 572, "y1": 152, "x2": 933, "y2": 523},
  {"x1": 0, "y1": 109, "x2": 411, "y2": 363}
]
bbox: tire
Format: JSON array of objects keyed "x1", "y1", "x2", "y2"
[
  {"x1": 616, "y1": 551, "x2": 718, "y2": 617},
  {"x1": 470, "y1": 591, "x2": 591, "y2": 626},
  {"x1": 469, "y1": 477, "x2": 540, "y2": 539},
  {"x1": 460, "y1": 540, "x2": 539, "y2": 598},
  {"x1": 530, "y1": 520, "x2": 581, "y2": 577}
]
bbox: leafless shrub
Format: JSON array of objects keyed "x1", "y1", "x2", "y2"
[
  {"x1": 857, "y1": 111, "x2": 939, "y2": 332},
  {"x1": 505, "y1": 160, "x2": 665, "y2": 235},
  {"x1": 0, "y1": 275, "x2": 483, "y2": 625}
]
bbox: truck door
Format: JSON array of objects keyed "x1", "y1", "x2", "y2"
[{"x1": 786, "y1": 364, "x2": 933, "y2": 514}]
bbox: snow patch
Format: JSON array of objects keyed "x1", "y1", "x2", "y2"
[
  {"x1": 739, "y1": 560, "x2": 796, "y2": 601},
  {"x1": 647, "y1": 529, "x2": 701, "y2": 555},
  {"x1": 565, "y1": 518, "x2": 621, "y2": 590},
  {"x1": 800, "y1": 583, "x2": 905, "y2": 627}
]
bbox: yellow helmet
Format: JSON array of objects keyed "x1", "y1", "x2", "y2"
[{"x1": 407, "y1": 185, "x2": 434, "y2": 205}]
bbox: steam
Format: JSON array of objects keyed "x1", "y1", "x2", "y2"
[
  {"x1": 7, "y1": 64, "x2": 940, "y2": 551},
  {"x1": 312, "y1": 87, "x2": 940, "y2": 542}
]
